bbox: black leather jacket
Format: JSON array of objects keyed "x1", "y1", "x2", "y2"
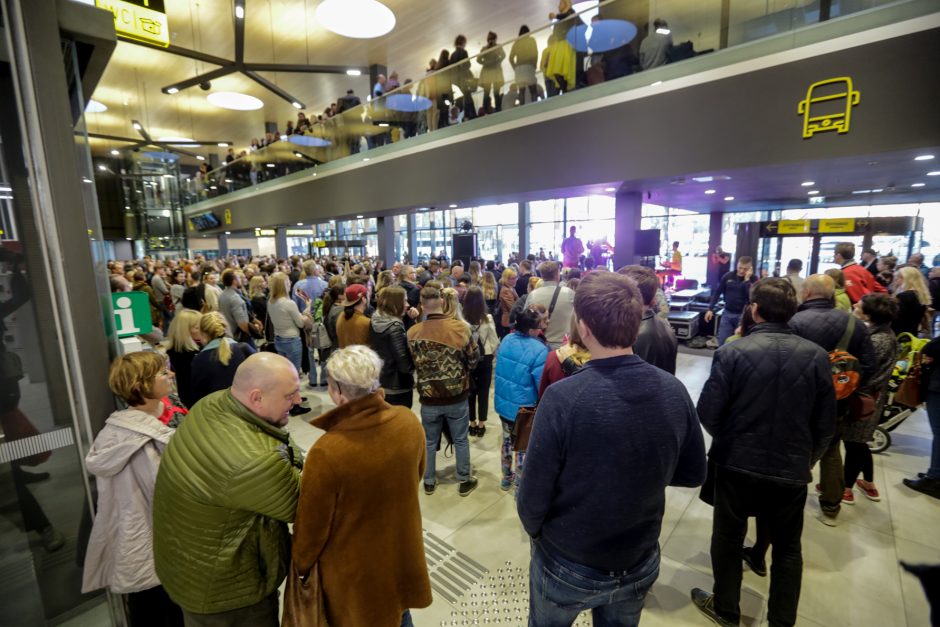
[
  {"x1": 697, "y1": 322, "x2": 836, "y2": 484},
  {"x1": 633, "y1": 310, "x2": 677, "y2": 374},
  {"x1": 370, "y1": 313, "x2": 414, "y2": 394}
]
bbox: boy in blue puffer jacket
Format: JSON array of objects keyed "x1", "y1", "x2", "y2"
[{"x1": 494, "y1": 305, "x2": 549, "y2": 492}]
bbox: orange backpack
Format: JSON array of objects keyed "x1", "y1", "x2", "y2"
[{"x1": 829, "y1": 315, "x2": 861, "y2": 400}]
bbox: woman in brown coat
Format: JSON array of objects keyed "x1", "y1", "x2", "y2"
[
  {"x1": 497, "y1": 268, "x2": 518, "y2": 338},
  {"x1": 335, "y1": 283, "x2": 372, "y2": 348},
  {"x1": 292, "y1": 345, "x2": 431, "y2": 626}
]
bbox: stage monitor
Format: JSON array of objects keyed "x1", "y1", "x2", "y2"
[{"x1": 635, "y1": 229, "x2": 661, "y2": 257}]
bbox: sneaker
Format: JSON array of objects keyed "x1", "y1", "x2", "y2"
[
  {"x1": 741, "y1": 547, "x2": 767, "y2": 577},
  {"x1": 424, "y1": 483, "x2": 436, "y2": 495},
  {"x1": 500, "y1": 478, "x2": 512, "y2": 491},
  {"x1": 690, "y1": 588, "x2": 737, "y2": 626},
  {"x1": 841, "y1": 488, "x2": 855, "y2": 505},
  {"x1": 41, "y1": 526, "x2": 65, "y2": 552},
  {"x1": 458, "y1": 477, "x2": 478, "y2": 497},
  {"x1": 855, "y1": 479, "x2": 881, "y2": 502}
]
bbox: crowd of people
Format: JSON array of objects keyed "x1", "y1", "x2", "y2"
[
  {"x1": 189, "y1": 3, "x2": 693, "y2": 201},
  {"x1": 82, "y1": 236, "x2": 939, "y2": 627}
]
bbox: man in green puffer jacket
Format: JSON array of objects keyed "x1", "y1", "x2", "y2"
[{"x1": 153, "y1": 353, "x2": 304, "y2": 625}]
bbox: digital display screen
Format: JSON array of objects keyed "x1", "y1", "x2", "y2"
[{"x1": 190, "y1": 212, "x2": 221, "y2": 231}]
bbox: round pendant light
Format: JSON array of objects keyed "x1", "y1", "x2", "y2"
[
  {"x1": 207, "y1": 92, "x2": 264, "y2": 111},
  {"x1": 316, "y1": 0, "x2": 396, "y2": 39},
  {"x1": 86, "y1": 99, "x2": 107, "y2": 113}
]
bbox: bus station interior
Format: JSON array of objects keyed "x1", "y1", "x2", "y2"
[{"x1": 1, "y1": 0, "x2": 939, "y2": 625}]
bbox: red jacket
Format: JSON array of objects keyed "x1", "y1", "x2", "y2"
[{"x1": 842, "y1": 262, "x2": 886, "y2": 304}]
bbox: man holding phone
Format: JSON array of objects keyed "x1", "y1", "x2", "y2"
[{"x1": 705, "y1": 257, "x2": 757, "y2": 346}]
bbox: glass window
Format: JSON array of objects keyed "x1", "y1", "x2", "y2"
[
  {"x1": 720, "y1": 211, "x2": 763, "y2": 256},
  {"x1": 529, "y1": 199, "x2": 564, "y2": 222},
  {"x1": 475, "y1": 203, "x2": 516, "y2": 226}
]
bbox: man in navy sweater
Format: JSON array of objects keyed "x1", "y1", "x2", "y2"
[{"x1": 518, "y1": 271, "x2": 706, "y2": 626}]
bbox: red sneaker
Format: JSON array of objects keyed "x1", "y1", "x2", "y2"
[
  {"x1": 841, "y1": 488, "x2": 855, "y2": 505},
  {"x1": 856, "y1": 480, "x2": 881, "y2": 502}
]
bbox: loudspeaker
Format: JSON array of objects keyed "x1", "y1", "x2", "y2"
[
  {"x1": 452, "y1": 232, "x2": 477, "y2": 267},
  {"x1": 635, "y1": 229, "x2": 661, "y2": 257}
]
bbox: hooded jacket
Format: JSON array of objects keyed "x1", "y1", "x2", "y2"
[
  {"x1": 370, "y1": 312, "x2": 415, "y2": 395},
  {"x1": 82, "y1": 409, "x2": 175, "y2": 594},
  {"x1": 494, "y1": 332, "x2": 549, "y2": 421}
]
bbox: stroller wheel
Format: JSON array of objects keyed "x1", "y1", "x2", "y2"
[{"x1": 868, "y1": 427, "x2": 891, "y2": 454}]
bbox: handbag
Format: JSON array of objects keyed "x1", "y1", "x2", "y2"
[
  {"x1": 510, "y1": 406, "x2": 537, "y2": 452},
  {"x1": 308, "y1": 321, "x2": 332, "y2": 350},
  {"x1": 281, "y1": 561, "x2": 329, "y2": 627},
  {"x1": 895, "y1": 353, "x2": 924, "y2": 408},
  {"x1": 847, "y1": 391, "x2": 877, "y2": 422}
]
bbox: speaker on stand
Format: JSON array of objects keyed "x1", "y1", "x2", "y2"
[{"x1": 452, "y1": 220, "x2": 478, "y2": 268}]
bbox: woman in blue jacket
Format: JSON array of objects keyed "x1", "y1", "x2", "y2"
[{"x1": 494, "y1": 305, "x2": 549, "y2": 492}]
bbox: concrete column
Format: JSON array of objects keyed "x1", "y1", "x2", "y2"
[
  {"x1": 275, "y1": 226, "x2": 288, "y2": 258},
  {"x1": 218, "y1": 233, "x2": 229, "y2": 257},
  {"x1": 707, "y1": 211, "x2": 724, "y2": 286},
  {"x1": 613, "y1": 191, "x2": 642, "y2": 270},
  {"x1": 377, "y1": 216, "x2": 396, "y2": 265},
  {"x1": 407, "y1": 214, "x2": 418, "y2": 264},
  {"x1": 518, "y1": 202, "x2": 529, "y2": 258}
]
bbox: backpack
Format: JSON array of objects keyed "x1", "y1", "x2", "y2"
[{"x1": 829, "y1": 315, "x2": 861, "y2": 400}]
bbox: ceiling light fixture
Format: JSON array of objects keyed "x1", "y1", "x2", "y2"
[
  {"x1": 604, "y1": 187, "x2": 616, "y2": 192},
  {"x1": 110, "y1": 149, "x2": 120, "y2": 156},
  {"x1": 912, "y1": 182, "x2": 926, "y2": 188},
  {"x1": 208, "y1": 92, "x2": 264, "y2": 111},
  {"x1": 132, "y1": 121, "x2": 143, "y2": 131},
  {"x1": 291, "y1": 101, "x2": 303, "y2": 109},
  {"x1": 97, "y1": 164, "x2": 107, "y2": 171},
  {"x1": 871, "y1": 188, "x2": 883, "y2": 192},
  {"x1": 807, "y1": 190, "x2": 819, "y2": 195},
  {"x1": 449, "y1": 204, "x2": 457, "y2": 208},
  {"x1": 225, "y1": 231, "x2": 231, "y2": 235},
  {"x1": 85, "y1": 99, "x2": 107, "y2": 113},
  {"x1": 166, "y1": 87, "x2": 179, "y2": 95},
  {"x1": 801, "y1": 181, "x2": 814, "y2": 187},
  {"x1": 234, "y1": 5, "x2": 245, "y2": 19},
  {"x1": 218, "y1": 142, "x2": 230, "y2": 147},
  {"x1": 196, "y1": 155, "x2": 205, "y2": 161},
  {"x1": 316, "y1": 0, "x2": 396, "y2": 39},
  {"x1": 346, "y1": 69, "x2": 362, "y2": 76},
  {"x1": 724, "y1": 196, "x2": 734, "y2": 201},
  {"x1": 914, "y1": 154, "x2": 935, "y2": 161},
  {"x1": 928, "y1": 171, "x2": 940, "y2": 176},
  {"x1": 704, "y1": 189, "x2": 716, "y2": 195},
  {"x1": 356, "y1": 215, "x2": 364, "y2": 219},
  {"x1": 297, "y1": 222, "x2": 304, "y2": 226}
]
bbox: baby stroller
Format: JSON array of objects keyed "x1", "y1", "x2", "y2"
[{"x1": 869, "y1": 333, "x2": 928, "y2": 454}]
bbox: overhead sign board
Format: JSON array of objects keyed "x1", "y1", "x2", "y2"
[
  {"x1": 778, "y1": 219, "x2": 811, "y2": 234},
  {"x1": 819, "y1": 218, "x2": 856, "y2": 233},
  {"x1": 96, "y1": 0, "x2": 170, "y2": 48}
]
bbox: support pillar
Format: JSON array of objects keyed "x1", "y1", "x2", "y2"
[
  {"x1": 218, "y1": 233, "x2": 229, "y2": 257},
  {"x1": 518, "y1": 202, "x2": 529, "y2": 259},
  {"x1": 377, "y1": 216, "x2": 396, "y2": 265},
  {"x1": 707, "y1": 211, "x2": 724, "y2": 286},
  {"x1": 407, "y1": 214, "x2": 418, "y2": 265},
  {"x1": 275, "y1": 226, "x2": 288, "y2": 258},
  {"x1": 613, "y1": 191, "x2": 642, "y2": 270}
]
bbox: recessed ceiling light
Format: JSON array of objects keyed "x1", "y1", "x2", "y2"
[
  {"x1": 724, "y1": 196, "x2": 734, "y2": 201},
  {"x1": 196, "y1": 155, "x2": 205, "y2": 161},
  {"x1": 266, "y1": 163, "x2": 275, "y2": 168},
  {"x1": 363, "y1": 157, "x2": 370, "y2": 161},
  {"x1": 157, "y1": 136, "x2": 200, "y2": 147},
  {"x1": 346, "y1": 69, "x2": 362, "y2": 76},
  {"x1": 378, "y1": 122, "x2": 390, "y2": 127},
  {"x1": 207, "y1": 92, "x2": 264, "y2": 111},
  {"x1": 852, "y1": 190, "x2": 872, "y2": 194},
  {"x1": 801, "y1": 181, "x2": 814, "y2": 187},
  {"x1": 218, "y1": 142, "x2": 229, "y2": 148},
  {"x1": 234, "y1": 5, "x2": 244, "y2": 19},
  {"x1": 604, "y1": 187, "x2": 616, "y2": 192},
  {"x1": 704, "y1": 189, "x2": 716, "y2": 195},
  {"x1": 85, "y1": 99, "x2": 107, "y2": 113},
  {"x1": 914, "y1": 154, "x2": 935, "y2": 161},
  {"x1": 297, "y1": 222, "x2": 304, "y2": 226},
  {"x1": 110, "y1": 149, "x2": 120, "y2": 156},
  {"x1": 807, "y1": 190, "x2": 819, "y2": 195},
  {"x1": 225, "y1": 231, "x2": 231, "y2": 235},
  {"x1": 871, "y1": 188, "x2": 883, "y2": 192},
  {"x1": 449, "y1": 204, "x2": 457, "y2": 208},
  {"x1": 125, "y1": 237, "x2": 132, "y2": 241},
  {"x1": 912, "y1": 182, "x2": 926, "y2": 188},
  {"x1": 316, "y1": 0, "x2": 396, "y2": 39},
  {"x1": 928, "y1": 171, "x2": 940, "y2": 176},
  {"x1": 132, "y1": 121, "x2": 143, "y2": 131},
  {"x1": 291, "y1": 101, "x2": 303, "y2": 109},
  {"x1": 356, "y1": 215, "x2": 364, "y2": 219},
  {"x1": 97, "y1": 164, "x2": 107, "y2": 171},
  {"x1": 166, "y1": 87, "x2": 180, "y2": 95}
]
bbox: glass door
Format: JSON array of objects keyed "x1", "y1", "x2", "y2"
[
  {"x1": 818, "y1": 236, "x2": 864, "y2": 274},
  {"x1": 779, "y1": 236, "x2": 814, "y2": 278}
]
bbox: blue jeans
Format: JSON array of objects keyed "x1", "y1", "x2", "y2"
[
  {"x1": 529, "y1": 541, "x2": 660, "y2": 627},
  {"x1": 304, "y1": 344, "x2": 326, "y2": 386},
  {"x1": 717, "y1": 310, "x2": 742, "y2": 346},
  {"x1": 420, "y1": 400, "x2": 471, "y2": 485},
  {"x1": 274, "y1": 336, "x2": 303, "y2": 373},
  {"x1": 927, "y1": 391, "x2": 940, "y2": 479}
]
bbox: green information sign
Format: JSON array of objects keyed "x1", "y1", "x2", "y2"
[{"x1": 112, "y1": 291, "x2": 153, "y2": 337}]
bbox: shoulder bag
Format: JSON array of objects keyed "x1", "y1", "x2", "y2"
[
  {"x1": 282, "y1": 561, "x2": 329, "y2": 627},
  {"x1": 511, "y1": 406, "x2": 537, "y2": 452}
]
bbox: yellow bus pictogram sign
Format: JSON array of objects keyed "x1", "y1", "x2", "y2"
[{"x1": 798, "y1": 77, "x2": 860, "y2": 139}]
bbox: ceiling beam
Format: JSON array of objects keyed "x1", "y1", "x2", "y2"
[
  {"x1": 233, "y1": 0, "x2": 246, "y2": 65},
  {"x1": 244, "y1": 70, "x2": 305, "y2": 110},
  {"x1": 161, "y1": 66, "x2": 236, "y2": 94},
  {"x1": 118, "y1": 38, "x2": 232, "y2": 67},
  {"x1": 246, "y1": 63, "x2": 369, "y2": 75}
]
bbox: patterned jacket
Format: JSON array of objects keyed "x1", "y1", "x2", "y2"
[{"x1": 407, "y1": 314, "x2": 480, "y2": 405}]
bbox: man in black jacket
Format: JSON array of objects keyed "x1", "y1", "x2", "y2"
[
  {"x1": 618, "y1": 265, "x2": 677, "y2": 374},
  {"x1": 790, "y1": 274, "x2": 875, "y2": 526},
  {"x1": 705, "y1": 257, "x2": 757, "y2": 345},
  {"x1": 692, "y1": 278, "x2": 835, "y2": 627}
]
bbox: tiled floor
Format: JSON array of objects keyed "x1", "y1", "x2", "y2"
[{"x1": 287, "y1": 351, "x2": 939, "y2": 627}]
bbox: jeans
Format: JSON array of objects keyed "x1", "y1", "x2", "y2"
[
  {"x1": 927, "y1": 391, "x2": 940, "y2": 479},
  {"x1": 717, "y1": 310, "x2": 741, "y2": 346},
  {"x1": 818, "y1": 418, "x2": 845, "y2": 517},
  {"x1": 528, "y1": 540, "x2": 660, "y2": 627},
  {"x1": 400, "y1": 611, "x2": 413, "y2": 627},
  {"x1": 420, "y1": 400, "x2": 471, "y2": 485},
  {"x1": 711, "y1": 467, "x2": 805, "y2": 627},
  {"x1": 500, "y1": 418, "x2": 525, "y2": 489},
  {"x1": 274, "y1": 336, "x2": 303, "y2": 373},
  {"x1": 182, "y1": 592, "x2": 278, "y2": 627}
]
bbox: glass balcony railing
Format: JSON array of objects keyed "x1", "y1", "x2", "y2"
[{"x1": 182, "y1": 0, "x2": 915, "y2": 206}]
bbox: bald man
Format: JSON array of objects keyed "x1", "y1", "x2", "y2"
[
  {"x1": 790, "y1": 274, "x2": 875, "y2": 527},
  {"x1": 153, "y1": 353, "x2": 304, "y2": 626}
]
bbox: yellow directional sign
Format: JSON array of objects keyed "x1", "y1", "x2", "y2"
[
  {"x1": 778, "y1": 219, "x2": 811, "y2": 234},
  {"x1": 819, "y1": 218, "x2": 856, "y2": 233},
  {"x1": 96, "y1": 0, "x2": 170, "y2": 48},
  {"x1": 224, "y1": 208, "x2": 233, "y2": 225}
]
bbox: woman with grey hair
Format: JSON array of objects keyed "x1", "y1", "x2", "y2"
[{"x1": 291, "y1": 345, "x2": 432, "y2": 626}]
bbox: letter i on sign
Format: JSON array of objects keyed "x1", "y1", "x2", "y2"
[{"x1": 114, "y1": 295, "x2": 142, "y2": 334}]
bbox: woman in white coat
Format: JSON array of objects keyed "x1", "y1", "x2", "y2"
[{"x1": 82, "y1": 351, "x2": 184, "y2": 626}]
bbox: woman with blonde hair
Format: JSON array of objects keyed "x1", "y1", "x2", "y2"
[
  {"x1": 374, "y1": 270, "x2": 395, "y2": 300},
  {"x1": 893, "y1": 266, "x2": 930, "y2": 336},
  {"x1": 497, "y1": 268, "x2": 518, "y2": 338},
  {"x1": 166, "y1": 309, "x2": 202, "y2": 408},
  {"x1": 468, "y1": 260, "x2": 482, "y2": 285},
  {"x1": 82, "y1": 352, "x2": 184, "y2": 626},
  {"x1": 190, "y1": 311, "x2": 256, "y2": 404},
  {"x1": 481, "y1": 270, "x2": 499, "y2": 315},
  {"x1": 441, "y1": 286, "x2": 463, "y2": 320}
]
